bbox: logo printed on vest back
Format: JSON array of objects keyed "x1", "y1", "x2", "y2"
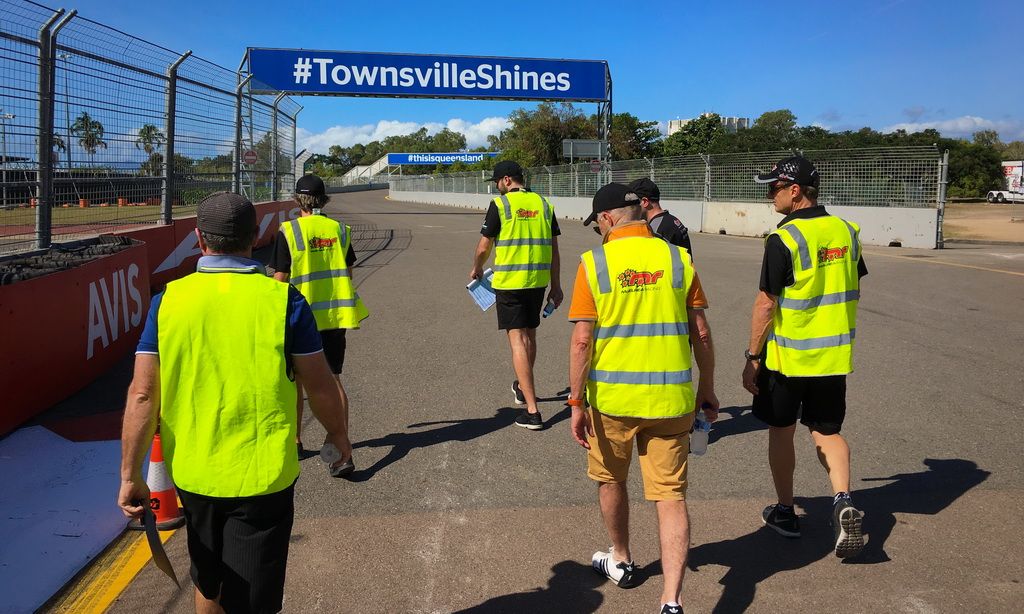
[
  {"x1": 617, "y1": 268, "x2": 665, "y2": 291},
  {"x1": 515, "y1": 208, "x2": 538, "y2": 219},
  {"x1": 817, "y1": 245, "x2": 849, "y2": 265},
  {"x1": 308, "y1": 236, "x2": 339, "y2": 251}
]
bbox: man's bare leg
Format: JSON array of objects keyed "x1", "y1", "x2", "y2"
[
  {"x1": 598, "y1": 482, "x2": 632, "y2": 563},
  {"x1": 810, "y1": 429, "x2": 851, "y2": 495},
  {"x1": 507, "y1": 328, "x2": 539, "y2": 414},
  {"x1": 768, "y1": 424, "x2": 797, "y2": 505},
  {"x1": 194, "y1": 587, "x2": 223, "y2": 614},
  {"x1": 656, "y1": 499, "x2": 690, "y2": 607}
]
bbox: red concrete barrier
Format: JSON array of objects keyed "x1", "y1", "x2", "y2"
[{"x1": 0, "y1": 242, "x2": 151, "y2": 436}]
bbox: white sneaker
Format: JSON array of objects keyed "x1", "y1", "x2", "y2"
[{"x1": 591, "y1": 548, "x2": 638, "y2": 588}]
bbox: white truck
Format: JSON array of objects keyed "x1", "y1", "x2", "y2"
[{"x1": 987, "y1": 160, "x2": 1024, "y2": 203}]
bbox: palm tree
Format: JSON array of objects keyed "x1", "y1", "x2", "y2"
[
  {"x1": 52, "y1": 132, "x2": 66, "y2": 167},
  {"x1": 135, "y1": 123, "x2": 166, "y2": 176},
  {"x1": 70, "y1": 111, "x2": 106, "y2": 165}
]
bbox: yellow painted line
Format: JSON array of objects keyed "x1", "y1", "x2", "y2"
[
  {"x1": 47, "y1": 528, "x2": 177, "y2": 613},
  {"x1": 868, "y1": 251, "x2": 1024, "y2": 277}
]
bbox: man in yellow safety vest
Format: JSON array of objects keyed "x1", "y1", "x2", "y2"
[
  {"x1": 743, "y1": 155, "x2": 868, "y2": 559},
  {"x1": 567, "y1": 183, "x2": 718, "y2": 614},
  {"x1": 119, "y1": 192, "x2": 352, "y2": 612},
  {"x1": 469, "y1": 160, "x2": 563, "y2": 430},
  {"x1": 273, "y1": 174, "x2": 367, "y2": 467}
]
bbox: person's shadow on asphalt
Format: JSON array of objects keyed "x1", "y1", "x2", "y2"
[
  {"x1": 682, "y1": 458, "x2": 990, "y2": 613},
  {"x1": 345, "y1": 407, "x2": 520, "y2": 482},
  {"x1": 452, "y1": 560, "x2": 605, "y2": 613}
]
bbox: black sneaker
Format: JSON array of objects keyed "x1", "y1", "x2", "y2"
[
  {"x1": 660, "y1": 605, "x2": 683, "y2": 614},
  {"x1": 832, "y1": 499, "x2": 865, "y2": 558},
  {"x1": 762, "y1": 503, "x2": 801, "y2": 538},
  {"x1": 515, "y1": 410, "x2": 543, "y2": 430},
  {"x1": 511, "y1": 380, "x2": 526, "y2": 405},
  {"x1": 591, "y1": 549, "x2": 638, "y2": 588}
]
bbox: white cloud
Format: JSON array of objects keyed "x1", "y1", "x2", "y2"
[
  {"x1": 296, "y1": 116, "x2": 510, "y2": 154},
  {"x1": 883, "y1": 115, "x2": 1024, "y2": 140}
]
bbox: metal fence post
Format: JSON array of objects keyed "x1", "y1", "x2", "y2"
[
  {"x1": 34, "y1": 9, "x2": 69, "y2": 249},
  {"x1": 700, "y1": 153, "x2": 711, "y2": 201},
  {"x1": 936, "y1": 149, "x2": 949, "y2": 249},
  {"x1": 162, "y1": 50, "x2": 191, "y2": 225},
  {"x1": 647, "y1": 157, "x2": 655, "y2": 181},
  {"x1": 290, "y1": 106, "x2": 302, "y2": 193},
  {"x1": 233, "y1": 74, "x2": 252, "y2": 194},
  {"x1": 271, "y1": 93, "x2": 285, "y2": 201}
]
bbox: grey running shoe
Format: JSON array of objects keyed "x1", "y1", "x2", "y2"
[
  {"x1": 832, "y1": 499, "x2": 865, "y2": 558},
  {"x1": 511, "y1": 380, "x2": 527, "y2": 405},
  {"x1": 592, "y1": 549, "x2": 638, "y2": 588},
  {"x1": 514, "y1": 410, "x2": 543, "y2": 430},
  {"x1": 762, "y1": 504, "x2": 801, "y2": 538}
]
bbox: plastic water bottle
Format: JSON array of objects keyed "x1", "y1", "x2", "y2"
[
  {"x1": 320, "y1": 442, "x2": 355, "y2": 477},
  {"x1": 542, "y1": 299, "x2": 557, "y2": 318},
  {"x1": 690, "y1": 408, "x2": 711, "y2": 456}
]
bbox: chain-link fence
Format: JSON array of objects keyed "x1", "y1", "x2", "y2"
[
  {"x1": 0, "y1": 0, "x2": 300, "y2": 255},
  {"x1": 390, "y1": 146, "x2": 942, "y2": 209}
]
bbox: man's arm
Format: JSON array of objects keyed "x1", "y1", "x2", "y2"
[
  {"x1": 568, "y1": 320, "x2": 595, "y2": 449},
  {"x1": 118, "y1": 354, "x2": 160, "y2": 519},
  {"x1": 293, "y1": 352, "x2": 352, "y2": 467},
  {"x1": 688, "y1": 308, "x2": 718, "y2": 421},
  {"x1": 742, "y1": 290, "x2": 778, "y2": 395},
  {"x1": 547, "y1": 236, "x2": 563, "y2": 307},
  {"x1": 273, "y1": 272, "x2": 289, "y2": 283},
  {"x1": 469, "y1": 235, "x2": 494, "y2": 281}
]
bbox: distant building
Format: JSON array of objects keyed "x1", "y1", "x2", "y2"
[{"x1": 667, "y1": 113, "x2": 750, "y2": 136}]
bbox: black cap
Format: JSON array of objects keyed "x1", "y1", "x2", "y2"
[
  {"x1": 295, "y1": 174, "x2": 326, "y2": 197},
  {"x1": 627, "y1": 177, "x2": 660, "y2": 201},
  {"x1": 487, "y1": 160, "x2": 524, "y2": 182},
  {"x1": 196, "y1": 192, "x2": 256, "y2": 237},
  {"x1": 584, "y1": 183, "x2": 641, "y2": 226},
  {"x1": 754, "y1": 155, "x2": 820, "y2": 188}
]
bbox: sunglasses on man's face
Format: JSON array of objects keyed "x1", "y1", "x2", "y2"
[{"x1": 767, "y1": 182, "x2": 794, "y2": 198}]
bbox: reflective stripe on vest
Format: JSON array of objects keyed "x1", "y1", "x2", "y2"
[
  {"x1": 157, "y1": 271, "x2": 298, "y2": 497},
  {"x1": 283, "y1": 215, "x2": 369, "y2": 330},
  {"x1": 766, "y1": 215, "x2": 861, "y2": 377},
  {"x1": 492, "y1": 191, "x2": 554, "y2": 290},
  {"x1": 581, "y1": 236, "x2": 696, "y2": 419}
]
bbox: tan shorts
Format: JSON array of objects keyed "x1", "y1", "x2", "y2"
[{"x1": 586, "y1": 409, "x2": 695, "y2": 501}]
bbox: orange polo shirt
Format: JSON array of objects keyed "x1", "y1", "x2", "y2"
[{"x1": 568, "y1": 221, "x2": 708, "y2": 321}]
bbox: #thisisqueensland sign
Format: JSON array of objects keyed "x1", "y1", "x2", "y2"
[
  {"x1": 248, "y1": 49, "x2": 609, "y2": 101},
  {"x1": 387, "y1": 152, "x2": 499, "y2": 165}
]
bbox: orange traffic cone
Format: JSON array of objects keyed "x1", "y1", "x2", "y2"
[{"x1": 129, "y1": 433, "x2": 185, "y2": 530}]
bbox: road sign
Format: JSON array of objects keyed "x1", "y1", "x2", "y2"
[
  {"x1": 590, "y1": 159, "x2": 602, "y2": 173},
  {"x1": 242, "y1": 150, "x2": 258, "y2": 165}
]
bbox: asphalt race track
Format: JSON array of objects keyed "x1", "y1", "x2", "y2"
[{"x1": 108, "y1": 190, "x2": 1024, "y2": 613}]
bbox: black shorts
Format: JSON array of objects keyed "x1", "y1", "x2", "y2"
[
  {"x1": 177, "y1": 484, "x2": 295, "y2": 613},
  {"x1": 320, "y1": 328, "x2": 347, "y2": 374},
  {"x1": 495, "y1": 288, "x2": 546, "y2": 330},
  {"x1": 751, "y1": 367, "x2": 847, "y2": 435}
]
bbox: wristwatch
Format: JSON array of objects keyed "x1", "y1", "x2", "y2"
[
  {"x1": 744, "y1": 349, "x2": 763, "y2": 361},
  {"x1": 566, "y1": 398, "x2": 585, "y2": 408}
]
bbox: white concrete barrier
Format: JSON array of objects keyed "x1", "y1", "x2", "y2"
[{"x1": 388, "y1": 190, "x2": 938, "y2": 248}]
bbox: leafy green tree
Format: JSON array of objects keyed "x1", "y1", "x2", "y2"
[
  {"x1": 135, "y1": 124, "x2": 166, "y2": 156},
  {"x1": 1001, "y1": 140, "x2": 1024, "y2": 161},
  {"x1": 972, "y1": 130, "x2": 1002, "y2": 149},
  {"x1": 52, "y1": 132, "x2": 65, "y2": 167},
  {"x1": 663, "y1": 113, "x2": 724, "y2": 156},
  {"x1": 489, "y1": 102, "x2": 595, "y2": 167},
  {"x1": 603, "y1": 112, "x2": 662, "y2": 160},
  {"x1": 71, "y1": 111, "x2": 107, "y2": 164}
]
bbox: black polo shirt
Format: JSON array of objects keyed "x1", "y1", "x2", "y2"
[
  {"x1": 480, "y1": 188, "x2": 561, "y2": 238},
  {"x1": 649, "y1": 210, "x2": 692, "y2": 255},
  {"x1": 760, "y1": 206, "x2": 868, "y2": 296}
]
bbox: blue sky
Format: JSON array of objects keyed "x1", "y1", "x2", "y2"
[{"x1": 55, "y1": 0, "x2": 1024, "y2": 153}]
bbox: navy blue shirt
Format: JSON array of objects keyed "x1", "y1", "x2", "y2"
[{"x1": 136, "y1": 255, "x2": 323, "y2": 356}]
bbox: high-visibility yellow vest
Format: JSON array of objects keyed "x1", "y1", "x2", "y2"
[
  {"x1": 765, "y1": 215, "x2": 861, "y2": 377},
  {"x1": 157, "y1": 269, "x2": 299, "y2": 497},
  {"x1": 492, "y1": 191, "x2": 554, "y2": 290},
  {"x1": 581, "y1": 236, "x2": 696, "y2": 419},
  {"x1": 282, "y1": 214, "x2": 369, "y2": 330}
]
